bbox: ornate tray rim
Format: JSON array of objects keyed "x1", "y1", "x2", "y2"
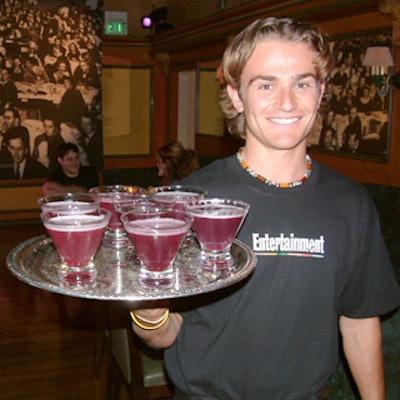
[{"x1": 6, "y1": 235, "x2": 257, "y2": 302}]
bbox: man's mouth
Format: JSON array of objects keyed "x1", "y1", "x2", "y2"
[{"x1": 268, "y1": 117, "x2": 301, "y2": 125}]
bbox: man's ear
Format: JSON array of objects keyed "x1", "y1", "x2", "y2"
[{"x1": 227, "y1": 84, "x2": 244, "y2": 113}]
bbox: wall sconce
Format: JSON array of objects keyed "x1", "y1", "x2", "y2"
[
  {"x1": 141, "y1": 6, "x2": 172, "y2": 34},
  {"x1": 362, "y1": 46, "x2": 400, "y2": 96}
]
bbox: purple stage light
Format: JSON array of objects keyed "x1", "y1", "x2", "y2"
[{"x1": 141, "y1": 16, "x2": 152, "y2": 29}]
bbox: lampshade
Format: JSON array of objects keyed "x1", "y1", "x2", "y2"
[{"x1": 363, "y1": 46, "x2": 394, "y2": 67}]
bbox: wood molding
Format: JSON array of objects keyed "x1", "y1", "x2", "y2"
[
  {"x1": 150, "y1": 0, "x2": 379, "y2": 58},
  {"x1": 379, "y1": 0, "x2": 400, "y2": 21},
  {"x1": 379, "y1": 0, "x2": 400, "y2": 44}
]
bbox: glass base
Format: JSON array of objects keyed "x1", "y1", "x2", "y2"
[
  {"x1": 59, "y1": 262, "x2": 96, "y2": 287},
  {"x1": 102, "y1": 228, "x2": 130, "y2": 248},
  {"x1": 139, "y1": 267, "x2": 174, "y2": 289},
  {"x1": 199, "y1": 249, "x2": 233, "y2": 272}
]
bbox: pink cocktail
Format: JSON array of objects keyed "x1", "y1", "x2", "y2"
[
  {"x1": 89, "y1": 185, "x2": 145, "y2": 248},
  {"x1": 150, "y1": 185, "x2": 207, "y2": 248},
  {"x1": 41, "y1": 207, "x2": 111, "y2": 285},
  {"x1": 150, "y1": 185, "x2": 207, "y2": 211},
  {"x1": 121, "y1": 206, "x2": 192, "y2": 289},
  {"x1": 188, "y1": 198, "x2": 249, "y2": 271}
]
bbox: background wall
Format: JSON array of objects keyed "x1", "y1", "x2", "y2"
[{"x1": 2, "y1": 0, "x2": 399, "y2": 220}]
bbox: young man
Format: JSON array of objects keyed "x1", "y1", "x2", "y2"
[
  {"x1": 131, "y1": 18, "x2": 400, "y2": 399},
  {"x1": 42, "y1": 142, "x2": 99, "y2": 196}
]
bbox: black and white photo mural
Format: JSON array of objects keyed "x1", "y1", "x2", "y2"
[
  {"x1": 0, "y1": 0, "x2": 103, "y2": 180},
  {"x1": 307, "y1": 28, "x2": 392, "y2": 163}
]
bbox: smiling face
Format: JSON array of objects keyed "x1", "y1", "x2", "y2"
[
  {"x1": 227, "y1": 39, "x2": 325, "y2": 153},
  {"x1": 57, "y1": 149, "x2": 80, "y2": 177}
]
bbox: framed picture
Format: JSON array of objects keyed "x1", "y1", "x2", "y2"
[{"x1": 307, "y1": 28, "x2": 393, "y2": 162}]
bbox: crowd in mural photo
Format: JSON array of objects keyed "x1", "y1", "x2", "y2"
[
  {"x1": 0, "y1": 0, "x2": 103, "y2": 180},
  {"x1": 307, "y1": 30, "x2": 392, "y2": 161}
]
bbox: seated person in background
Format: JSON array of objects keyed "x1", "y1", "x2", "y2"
[
  {"x1": 52, "y1": 60, "x2": 71, "y2": 84},
  {"x1": 42, "y1": 142, "x2": 99, "y2": 196},
  {"x1": 32, "y1": 117, "x2": 65, "y2": 169},
  {"x1": 0, "y1": 68, "x2": 18, "y2": 111},
  {"x1": 156, "y1": 141, "x2": 199, "y2": 185},
  {"x1": 0, "y1": 108, "x2": 30, "y2": 165},
  {"x1": 73, "y1": 58, "x2": 99, "y2": 88},
  {"x1": 1, "y1": 126, "x2": 47, "y2": 179},
  {"x1": 58, "y1": 77, "x2": 86, "y2": 126}
]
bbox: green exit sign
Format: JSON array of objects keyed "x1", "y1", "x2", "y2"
[
  {"x1": 105, "y1": 11, "x2": 128, "y2": 36},
  {"x1": 106, "y1": 21, "x2": 127, "y2": 35}
]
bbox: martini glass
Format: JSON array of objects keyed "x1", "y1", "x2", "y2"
[
  {"x1": 150, "y1": 185, "x2": 207, "y2": 247},
  {"x1": 41, "y1": 204, "x2": 111, "y2": 286},
  {"x1": 149, "y1": 185, "x2": 207, "y2": 211},
  {"x1": 187, "y1": 198, "x2": 249, "y2": 271},
  {"x1": 121, "y1": 205, "x2": 193, "y2": 289},
  {"x1": 38, "y1": 192, "x2": 99, "y2": 214},
  {"x1": 89, "y1": 185, "x2": 145, "y2": 248}
]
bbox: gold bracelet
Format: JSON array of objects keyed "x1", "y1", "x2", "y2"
[
  {"x1": 133, "y1": 310, "x2": 169, "y2": 325},
  {"x1": 130, "y1": 309, "x2": 170, "y2": 330}
]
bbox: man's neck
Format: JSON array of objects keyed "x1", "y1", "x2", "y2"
[
  {"x1": 240, "y1": 144, "x2": 308, "y2": 184},
  {"x1": 65, "y1": 170, "x2": 79, "y2": 178}
]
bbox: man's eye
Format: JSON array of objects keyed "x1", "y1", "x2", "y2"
[
  {"x1": 297, "y1": 82, "x2": 309, "y2": 89},
  {"x1": 297, "y1": 80, "x2": 315, "y2": 89}
]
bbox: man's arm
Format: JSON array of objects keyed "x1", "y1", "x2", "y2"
[
  {"x1": 339, "y1": 315, "x2": 385, "y2": 400},
  {"x1": 131, "y1": 308, "x2": 183, "y2": 349},
  {"x1": 43, "y1": 180, "x2": 87, "y2": 196}
]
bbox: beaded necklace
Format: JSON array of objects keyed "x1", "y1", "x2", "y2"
[{"x1": 236, "y1": 147, "x2": 312, "y2": 189}]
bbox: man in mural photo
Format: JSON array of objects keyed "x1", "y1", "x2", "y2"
[
  {"x1": 58, "y1": 76, "x2": 86, "y2": 126},
  {"x1": 0, "y1": 107, "x2": 29, "y2": 164},
  {"x1": 1, "y1": 126, "x2": 47, "y2": 179},
  {"x1": 0, "y1": 68, "x2": 18, "y2": 111},
  {"x1": 79, "y1": 112, "x2": 102, "y2": 171},
  {"x1": 73, "y1": 58, "x2": 99, "y2": 89}
]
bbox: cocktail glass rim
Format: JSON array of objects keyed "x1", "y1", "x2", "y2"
[
  {"x1": 38, "y1": 192, "x2": 99, "y2": 208},
  {"x1": 150, "y1": 184, "x2": 207, "y2": 194},
  {"x1": 187, "y1": 197, "x2": 250, "y2": 211},
  {"x1": 120, "y1": 205, "x2": 192, "y2": 225},
  {"x1": 89, "y1": 184, "x2": 145, "y2": 195}
]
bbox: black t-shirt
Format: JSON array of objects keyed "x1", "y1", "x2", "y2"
[
  {"x1": 165, "y1": 154, "x2": 400, "y2": 400},
  {"x1": 47, "y1": 166, "x2": 99, "y2": 190}
]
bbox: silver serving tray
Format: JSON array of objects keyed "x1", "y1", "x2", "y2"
[{"x1": 7, "y1": 235, "x2": 257, "y2": 301}]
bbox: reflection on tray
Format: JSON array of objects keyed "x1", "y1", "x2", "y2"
[{"x1": 6, "y1": 235, "x2": 257, "y2": 301}]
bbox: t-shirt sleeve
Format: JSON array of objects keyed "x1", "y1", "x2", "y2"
[{"x1": 337, "y1": 192, "x2": 400, "y2": 318}]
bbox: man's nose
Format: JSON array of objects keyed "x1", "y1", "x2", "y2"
[{"x1": 275, "y1": 86, "x2": 296, "y2": 112}]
